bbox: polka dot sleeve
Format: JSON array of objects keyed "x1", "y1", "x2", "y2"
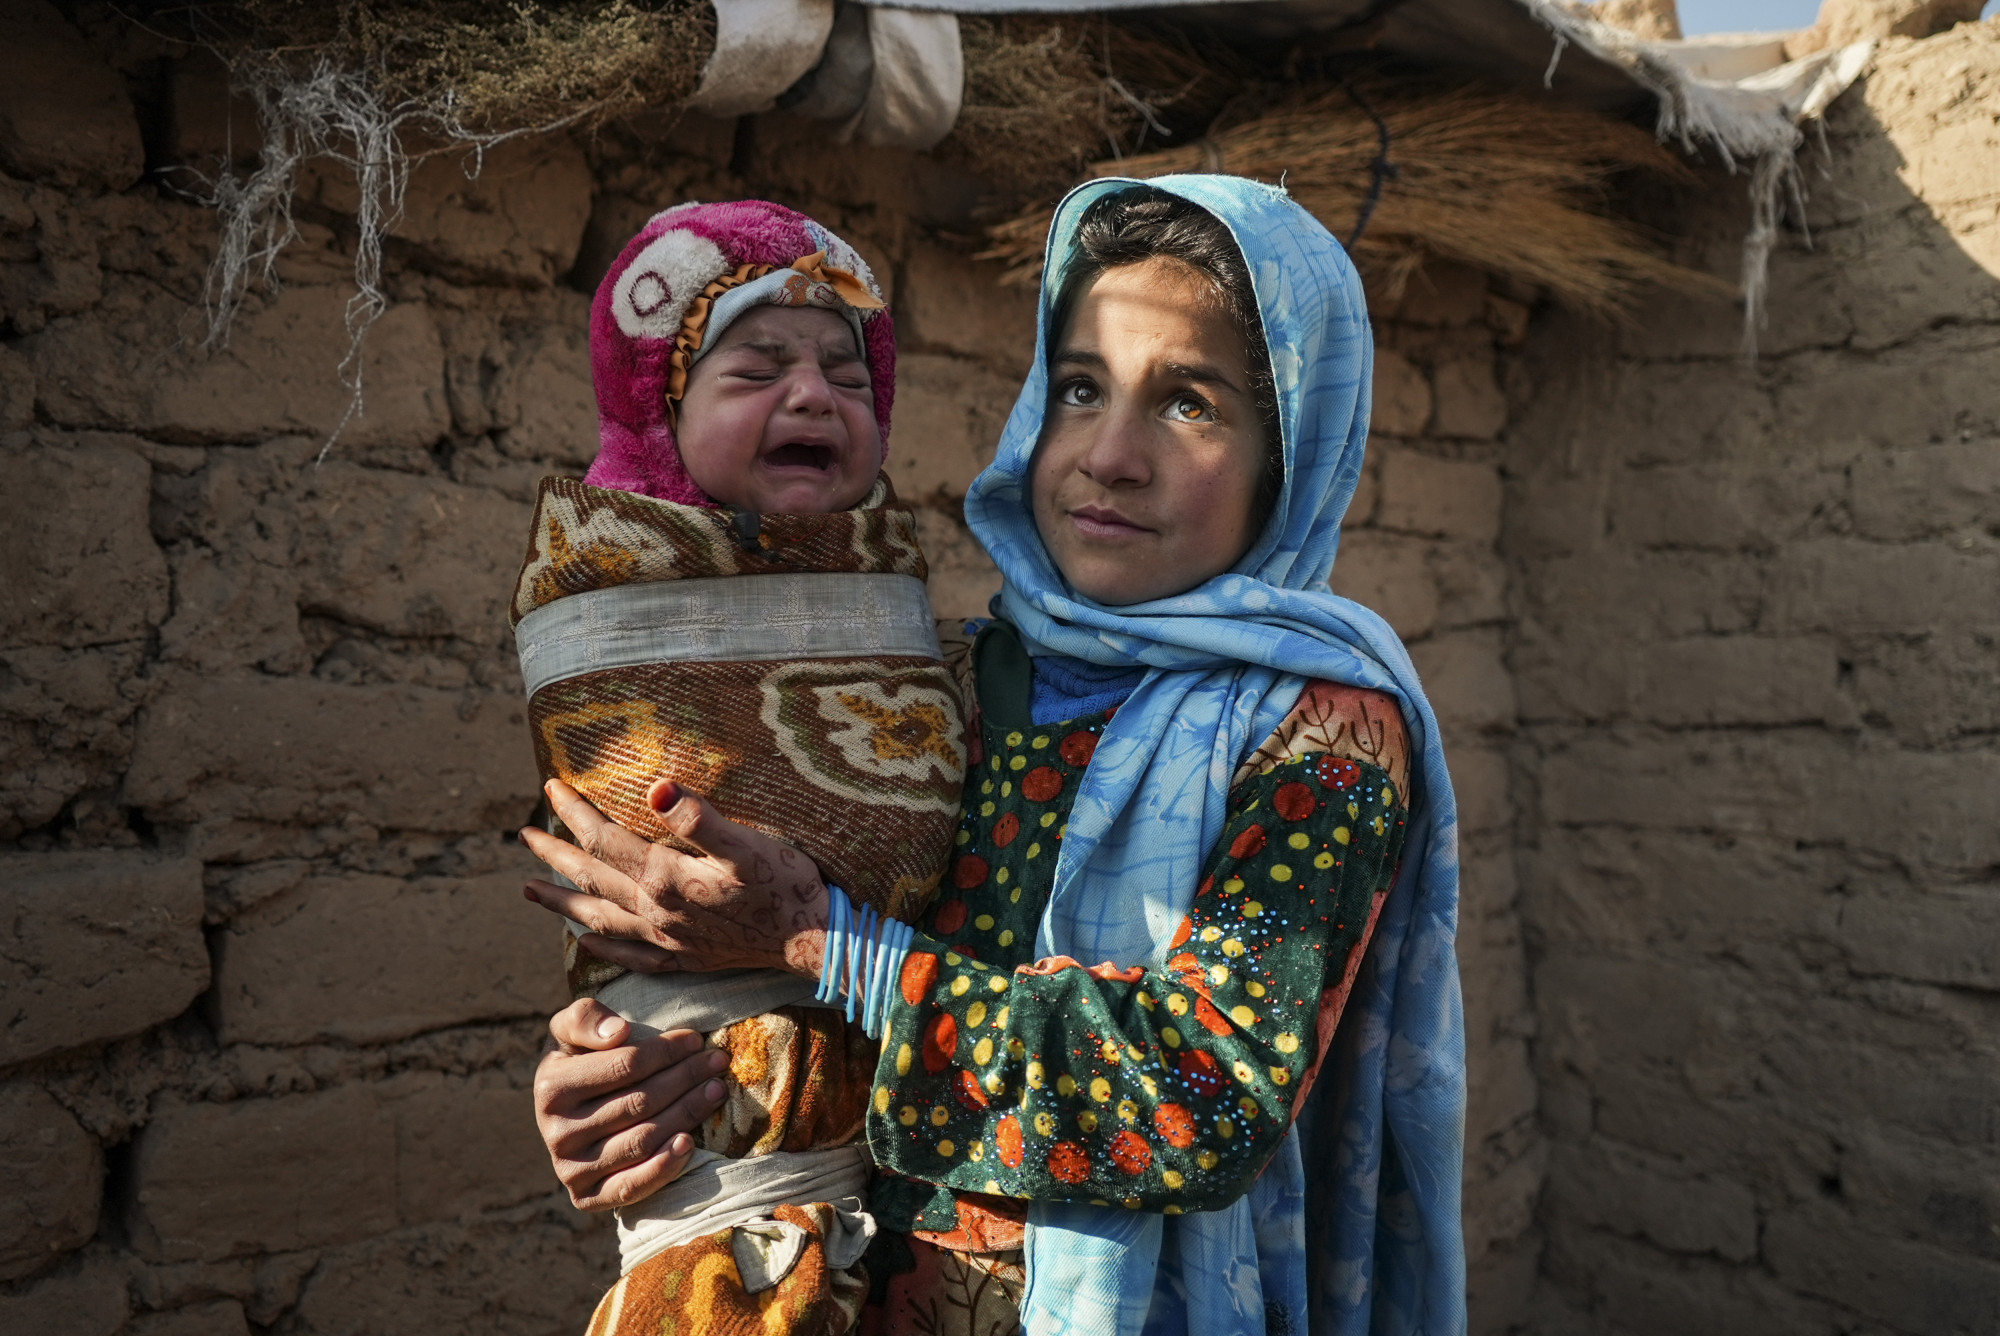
[{"x1": 863, "y1": 752, "x2": 1408, "y2": 1213}]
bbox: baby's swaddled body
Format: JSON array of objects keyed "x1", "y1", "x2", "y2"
[
  {"x1": 511, "y1": 200, "x2": 966, "y2": 1334},
  {"x1": 512, "y1": 478, "x2": 967, "y2": 1328}
]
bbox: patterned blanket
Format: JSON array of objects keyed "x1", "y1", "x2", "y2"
[
  {"x1": 511, "y1": 475, "x2": 968, "y2": 1002},
  {"x1": 512, "y1": 476, "x2": 968, "y2": 1332}
]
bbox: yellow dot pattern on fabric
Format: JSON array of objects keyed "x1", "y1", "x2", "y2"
[{"x1": 871, "y1": 703, "x2": 1410, "y2": 1220}]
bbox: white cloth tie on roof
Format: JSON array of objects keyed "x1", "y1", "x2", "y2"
[
  {"x1": 687, "y1": 0, "x2": 837, "y2": 117},
  {"x1": 849, "y1": 8, "x2": 964, "y2": 150}
]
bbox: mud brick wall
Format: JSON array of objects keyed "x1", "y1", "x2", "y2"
[
  {"x1": 1332, "y1": 265, "x2": 1545, "y2": 1331},
  {"x1": 1, "y1": 4, "x2": 1534, "y2": 1333},
  {"x1": 1506, "y1": 24, "x2": 2000, "y2": 1334}
]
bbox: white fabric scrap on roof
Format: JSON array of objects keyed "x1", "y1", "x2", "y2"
[
  {"x1": 700, "y1": 1, "x2": 963, "y2": 149},
  {"x1": 686, "y1": 0, "x2": 837, "y2": 117},
  {"x1": 1520, "y1": 0, "x2": 1872, "y2": 347}
]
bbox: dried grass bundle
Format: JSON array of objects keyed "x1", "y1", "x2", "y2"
[
  {"x1": 938, "y1": 16, "x2": 1245, "y2": 195},
  {"x1": 226, "y1": 0, "x2": 715, "y2": 132},
  {"x1": 983, "y1": 80, "x2": 1725, "y2": 313}
]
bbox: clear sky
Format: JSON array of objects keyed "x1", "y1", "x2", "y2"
[{"x1": 1677, "y1": 0, "x2": 1999, "y2": 34}]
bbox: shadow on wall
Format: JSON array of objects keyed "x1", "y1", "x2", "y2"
[
  {"x1": 0, "y1": 8, "x2": 1029, "y2": 1327},
  {"x1": 1501, "y1": 21, "x2": 2000, "y2": 1336}
]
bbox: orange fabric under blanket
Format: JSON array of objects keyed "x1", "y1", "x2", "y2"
[
  {"x1": 860, "y1": 1233, "x2": 1023, "y2": 1336},
  {"x1": 588, "y1": 1203, "x2": 869, "y2": 1336}
]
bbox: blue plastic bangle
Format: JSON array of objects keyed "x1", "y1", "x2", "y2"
[
  {"x1": 859, "y1": 905, "x2": 882, "y2": 1022},
  {"x1": 866, "y1": 919, "x2": 905, "y2": 1039},
  {"x1": 817, "y1": 885, "x2": 847, "y2": 1006},
  {"x1": 863, "y1": 917, "x2": 890, "y2": 1035}
]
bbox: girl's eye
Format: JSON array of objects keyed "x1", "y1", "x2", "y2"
[
  {"x1": 1056, "y1": 378, "x2": 1101, "y2": 408},
  {"x1": 1168, "y1": 394, "x2": 1214, "y2": 423}
]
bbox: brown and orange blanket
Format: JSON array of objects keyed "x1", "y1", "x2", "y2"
[{"x1": 511, "y1": 474, "x2": 968, "y2": 1332}]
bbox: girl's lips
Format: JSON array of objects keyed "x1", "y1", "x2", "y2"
[{"x1": 1068, "y1": 505, "x2": 1150, "y2": 540}]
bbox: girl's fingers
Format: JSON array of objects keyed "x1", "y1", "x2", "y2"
[
  {"x1": 523, "y1": 880, "x2": 663, "y2": 945},
  {"x1": 570, "y1": 1052, "x2": 728, "y2": 1142},
  {"x1": 536, "y1": 1029, "x2": 702, "y2": 1114},
  {"x1": 547, "y1": 779, "x2": 665, "y2": 876},
  {"x1": 518, "y1": 824, "x2": 638, "y2": 905},
  {"x1": 546, "y1": 997, "x2": 631, "y2": 1053},
  {"x1": 653, "y1": 785, "x2": 768, "y2": 868},
  {"x1": 575, "y1": 931, "x2": 684, "y2": 973},
  {"x1": 578, "y1": 1137, "x2": 699, "y2": 1211}
]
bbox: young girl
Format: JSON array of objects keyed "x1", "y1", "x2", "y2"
[{"x1": 527, "y1": 177, "x2": 1468, "y2": 1336}]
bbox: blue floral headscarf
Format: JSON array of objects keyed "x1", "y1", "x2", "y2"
[{"x1": 963, "y1": 175, "x2": 1467, "y2": 1336}]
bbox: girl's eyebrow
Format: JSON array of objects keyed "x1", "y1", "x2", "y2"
[
  {"x1": 1162, "y1": 360, "x2": 1244, "y2": 392},
  {"x1": 1053, "y1": 347, "x2": 1243, "y2": 394}
]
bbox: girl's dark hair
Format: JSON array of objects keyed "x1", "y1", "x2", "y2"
[{"x1": 1049, "y1": 185, "x2": 1284, "y2": 518}]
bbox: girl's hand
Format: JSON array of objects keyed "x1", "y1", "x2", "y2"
[
  {"x1": 533, "y1": 998, "x2": 731, "y2": 1210},
  {"x1": 519, "y1": 778, "x2": 829, "y2": 978}
]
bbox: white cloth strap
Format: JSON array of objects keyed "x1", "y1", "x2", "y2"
[
  {"x1": 614, "y1": 1144, "x2": 873, "y2": 1273},
  {"x1": 595, "y1": 963, "x2": 826, "y2": 1039},
  {"x1": 515, "y1": 572, "x2": 941, "y2": 698}
]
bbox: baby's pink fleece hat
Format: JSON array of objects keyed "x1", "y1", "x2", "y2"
[{"x1": 584, "y1": 200, "x2": 897, "y2": 505}]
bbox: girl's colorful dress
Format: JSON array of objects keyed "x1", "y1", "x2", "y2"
[{"x1": 862, "y1": 623, "x2": 1413, "y2": 1335}]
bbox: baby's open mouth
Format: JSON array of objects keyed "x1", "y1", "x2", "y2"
[{"x1": 765, "y1": 442, "x2": 835, "y2": 471}]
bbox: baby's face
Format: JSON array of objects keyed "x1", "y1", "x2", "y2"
[{"x1": 676, "y1": 305, "x2": 882, "y2": 514}]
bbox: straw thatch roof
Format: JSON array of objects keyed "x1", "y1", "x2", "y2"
[{"x1": 153, "y1": 0, "x2": 1869, "y2": 391}]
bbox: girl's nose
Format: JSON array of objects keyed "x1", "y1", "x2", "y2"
[{"x1": 1076, "y1": 408, "x2": 1151, "y2": 487}]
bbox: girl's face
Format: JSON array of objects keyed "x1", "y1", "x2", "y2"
[
  {"x1": 676, "y1": 305, "x2": 882, "y2": 514},
  {"x1": 1031, "y1": 257, "x2": 1269, "y2": 606}
]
